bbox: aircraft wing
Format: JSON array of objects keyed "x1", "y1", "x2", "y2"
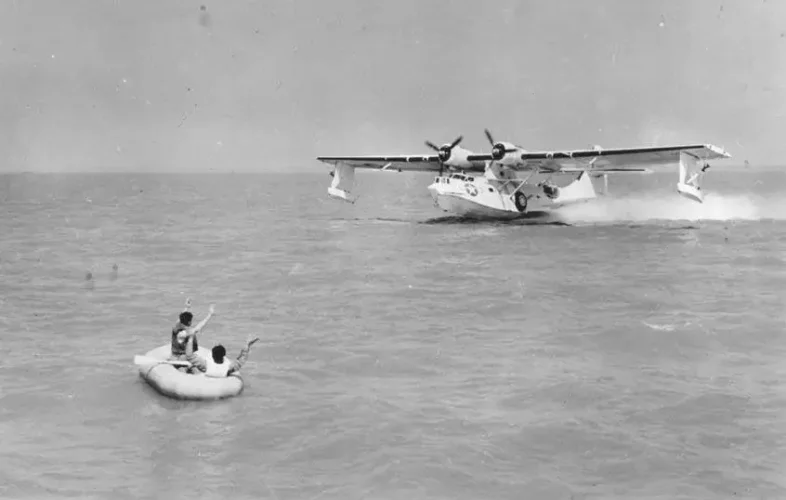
[
  {"x1": 511, "y1": 144, "x2": 731, "y2": 173},
  {"x1": 317, "y1": 154, "x2": 486, "y2": 203},
  {"x1": 318, "y1": 155, "x2": 472, "y2": 172}
]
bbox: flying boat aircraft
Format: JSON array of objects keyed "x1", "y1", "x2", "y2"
[{"x1": 316, "y1": 129, "x2": 731, "y2": 220}]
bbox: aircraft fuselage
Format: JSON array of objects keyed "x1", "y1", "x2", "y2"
[{"x1": 426, "y1": 170, "x2": 597, "y2": 220}]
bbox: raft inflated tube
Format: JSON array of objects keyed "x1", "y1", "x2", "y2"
[{"x1": 136, "y1": 344, "x2": 244, "y2": 400}]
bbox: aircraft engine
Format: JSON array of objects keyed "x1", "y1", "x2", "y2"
[
  {"x1": 491, "y1": 143, "x2": 506, "y2": 160},
  {"x1": 425, "y1": 135, "x2": 467, "y2": 171},
  {"x1": 484, "y1": 129, "x2": 518, "y2": 161},
  {"x1": 425, "y1": 135, "x2": 462, "y2": 162}
]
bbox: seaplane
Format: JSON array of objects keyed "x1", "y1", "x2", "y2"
[{"x1": 316, "y1": 129, "x2": 731, "y2": 220}]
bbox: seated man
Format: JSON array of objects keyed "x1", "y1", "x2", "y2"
[
  {"x1": 184, "y1": 334, "x2": 260, "y2": 377},
  {"x1": 170, "y1": 298, "x2": 215, "y2": 362}
]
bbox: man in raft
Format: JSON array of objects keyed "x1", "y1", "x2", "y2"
[
  {"x1": 170, "y1": 298, "x2": 215, "y2": 362},
  {"x1": 183, "y1": 333, "x2": 260, "y2": 377}
]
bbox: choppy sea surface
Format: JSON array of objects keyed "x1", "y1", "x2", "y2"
[{"x1": 1, "y1": 169, "x2": 785, "y2": 499}]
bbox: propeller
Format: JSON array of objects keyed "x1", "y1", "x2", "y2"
[
  {"x1": 484, "y1": 129, "x2": 518, "y2": 161},
  {"x1": 425, "y1": 135, "x2": 463, "y2": 175}
]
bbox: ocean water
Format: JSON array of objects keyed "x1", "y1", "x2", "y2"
[{"x1": 1, "y1": 169, "x2": 785, "y2": 499}]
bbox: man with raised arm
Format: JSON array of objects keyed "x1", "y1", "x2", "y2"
[
  {"x1": 170, "y1": 298, "x2": 215, "y2": 362},
  {"x1": 184, "y1": 334, "x2": 260, "y2": 377}
]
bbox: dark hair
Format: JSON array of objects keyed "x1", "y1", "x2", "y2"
[
  {"x1": 179, "y1": 312, "x2": 193, "y2": 326},
  {"x1": 212, "y1": 345, "x2": 226, "y2": 362}
]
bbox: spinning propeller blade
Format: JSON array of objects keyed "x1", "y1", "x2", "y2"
[
  {"x1": 484, "y1": 128, "x2": 518, "y2": 161},
  {"x1": 485, "y1": 128, "x2": 495, "y2": 145},
  {"x1": 425, "y1": 135, "x2": 463, "y2": 175}
]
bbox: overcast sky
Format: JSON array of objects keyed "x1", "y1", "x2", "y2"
[{"x1": 1, "y1": 0, "x2": 784, "y2": 172}]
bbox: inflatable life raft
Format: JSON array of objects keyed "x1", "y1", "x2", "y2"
[{"x1": 136, "y1": 344, "x2": 244, "y2": 400}]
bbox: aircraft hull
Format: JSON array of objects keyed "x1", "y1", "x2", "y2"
[{"x1": 432, "y1": 193, "x2": 524, "y2": 220}]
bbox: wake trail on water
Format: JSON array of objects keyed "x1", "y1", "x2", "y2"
[{"x1": 555, "y1": 192, "x2": 786, "y2": 223}]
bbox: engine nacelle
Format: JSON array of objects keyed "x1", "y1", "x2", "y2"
[
  {"x1": 484, "y1": 129, "x2": 525, "y2": 166},
  {"x1": 444, "y1": 146, "x2": 477, "y2": 169}
]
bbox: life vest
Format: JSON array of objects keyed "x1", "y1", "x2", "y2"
[
  {"x1": 205, "y1": 357, "x2": 231, "y2": 378},
  {"x1": 171, "y1": 322, "x2": 198, "y2": 356}
]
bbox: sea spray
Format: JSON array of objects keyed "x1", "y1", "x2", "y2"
[{"x1": 555, "y1": 192, "x2": 784, "y2": 223}]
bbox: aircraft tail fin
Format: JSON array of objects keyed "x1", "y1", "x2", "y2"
[{"x1": 549, "y1": 170, "x2": 597, "y2": 205}]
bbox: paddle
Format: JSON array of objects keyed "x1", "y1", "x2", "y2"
[{"x1": 133, "y1": 355, "x2": 192, "y2": 368}]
